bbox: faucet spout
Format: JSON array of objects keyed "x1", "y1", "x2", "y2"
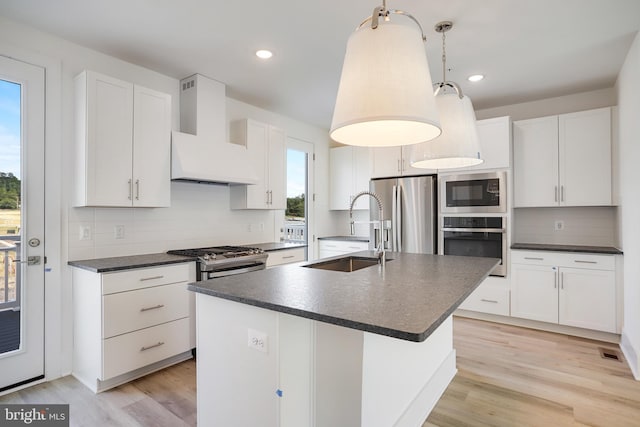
[{"x1": 349, "y1": 191, "x2": 386, "y2": 268}]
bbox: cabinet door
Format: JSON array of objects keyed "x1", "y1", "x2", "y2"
[
  {"x1": 401, "y1": 146, "x2": 437, "y2": 175},
  {"x1": 559, "y1": 267, "x2": 616, "y2": 332},
  {"x1": 246, "y1": 120, "x2": 269, "y2": 208},
  {"x1": 371, "y1": 147, "x2": 401, "y2": 178},
  {"x1": 513, "y1": 116, "x2": 559, "y2": 207},
  {"x1": 468, "y1": 116, "x2": 511, "y2": 170},
  {"x1": 85, "y1": 72, "x2": 134, "y2": 206},
  {"x1": 132, "y1": 85, "x2": 171, "y2": 207},
  {"x1": 559, "y1": 108, "x2": 611, "y2": 206},
  {"x1": 268, "y1": 125, "x2": 286, "y2": 209},
  {"x1": 329, "y1": 147, "x2": 353, "y2": 210},
  {"x1": 511, "y1": 263, "x2": 558, "y2": 323}
]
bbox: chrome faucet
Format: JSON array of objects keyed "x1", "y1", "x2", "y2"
[{"x1": 349, "y1": 191, "x2": 385, "y2": 267}]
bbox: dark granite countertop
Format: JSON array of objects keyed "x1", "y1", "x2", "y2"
[
  {"x1": 318, "y1": 235, "x2": 370, "y2": 242},
  {"x1": 68, "y1": 253, "x2": 195, "y2": 273},
  {"x1": 189, "y1": 251, "x2": 499, "y2": 342},
  {"x1": 511, "y1": 243, "x2": 623, "y2": 255},
  {"x1": 246, "y1": 242, "x2": 307, "y2": 252}
]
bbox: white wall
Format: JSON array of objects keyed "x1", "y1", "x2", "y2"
[
  {"x1": 616, "y1": 32, "x2": 640, "y2": 379},
  {"x1": 0, "y1": 15, "x2": 339, "y2": 380}
]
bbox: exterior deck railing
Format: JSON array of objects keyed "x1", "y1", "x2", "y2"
[
  {"x1": 284, "y1": 221, "x2": 306, "y2": 243},
  {"x1": 0, "y1": 238, "x2": 20, "y2": 311}
]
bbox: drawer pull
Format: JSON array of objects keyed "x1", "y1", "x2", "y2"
[
  {"x1": 348, "y1": 246, "x2": 362, "y2": 250},
  {"x1": 282, "y1": 255, "x2": 295, "y2": 259},
  {"x1": 140, "y1": 275, "x2": 164, "y2": 281},
  {"x1": 574, "y1": 260, "x2": 597, "y2": 264},
  {"x1": 480, "y1": 299, "x2": 499, "y2": 304},
  {"x1": 140, "y1": 341, "x2": 165, "y2": 352},
  {"x1": 524, "y1": 257, "x2": 544, "y2": 261},
  {"x1": 140, "y1": 304, "x2": 165, "y2": 312}
]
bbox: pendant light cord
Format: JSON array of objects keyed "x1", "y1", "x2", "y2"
[{"x1": 441, "y1": 29, "x2": 447, "y2": 84}]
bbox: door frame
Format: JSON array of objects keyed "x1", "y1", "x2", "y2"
[{"x1": 0, "y1": 44, "x2": 63, "y2": 391}]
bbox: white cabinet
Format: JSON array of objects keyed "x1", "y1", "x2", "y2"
[
  {"x1": 511, "y1": 250, "x2": 616, "y2": 333},
  {"x1": 458, "y1": 276, "x2": 510, "y2": 316},
  {"x1": 513, "y1": 107, "x2": 612, "y2": 207},
  {"x1": 74, "y1": 70, "x2": 172, "y2": 207},
  {"x1": 266, "y1": 247, "x2": 306, "y2": 267},
  {"x1": 371, "y1": 146, "x2": 436, "y2": 178},
  {"x1": 465, "y1": 116, "x2": 511, "y2": 171},
  {"x1": 318, "y1": 239, "x2": 369, "y2": 259},
  {"x1": 72, "y1": 263, "x2": 195, "y2": 392},
  {"x1": 230, "y1": 119, "x2": 286, "y2": 209},
  {"x1": 329, "y1": 146, "x2": 371, "y2": 210}
]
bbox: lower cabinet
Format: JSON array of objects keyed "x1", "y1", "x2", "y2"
[
  {"x1": 318, "y1": 239, "x2": 369, "y2": 259},
  {"x1": 458, "y1": 276, "x2": 510, "y2": 316},
  {"x1": 72, "y1": 262, "x2": 196, "y2": 392},
  {"x1": 266, "y1": 247, "x2": 306, "y2": 268},
  {"x1": 511, "y1": 251, "x2": 617, "y2": 333}
]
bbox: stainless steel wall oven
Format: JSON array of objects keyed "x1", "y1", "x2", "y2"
[{"x1": 441, "y1": 216, "x2": 506, "y2": 277}]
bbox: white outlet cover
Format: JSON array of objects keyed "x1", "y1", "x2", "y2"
[
  {"x1": 248, "y1": 328, "x2": 268, "y2": 353},
  {"x1": 79, "y1": 225, "x2": 91, "y2": 240}
]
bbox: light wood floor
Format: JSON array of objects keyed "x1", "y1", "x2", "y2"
[{"x1": 2, "y1": 317, "x2": 639, "y2": 426}]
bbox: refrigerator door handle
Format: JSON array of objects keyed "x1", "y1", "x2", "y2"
[
  {"x1": 396, "y1": 184, "x2": 402, "y2": 252},
  {"x1": 391, "y1": 185, "x2": 398, "y2": 251}
]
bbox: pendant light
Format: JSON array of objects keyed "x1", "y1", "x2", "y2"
[
  {"x1": 330, "y1": 1, "x2": 441, "y2": 147},
  {"x1": 409, "y1": 21, "x2": 483, "y2": 169}
]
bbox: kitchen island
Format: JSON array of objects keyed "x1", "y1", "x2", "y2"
[{"x1": 189, "y1": 252, "x2": 498, "y2": 426}]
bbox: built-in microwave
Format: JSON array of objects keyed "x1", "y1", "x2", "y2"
[{"x1": 440, "y1": 171, "x2": 506, "y2": 214}]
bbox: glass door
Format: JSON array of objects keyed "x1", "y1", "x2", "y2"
[{"x1": 0, "y1": 55, "x2": 45, "y2": 392}]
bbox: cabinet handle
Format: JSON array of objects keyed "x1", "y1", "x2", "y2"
[
  {"x1": 561, "y1": 185, "x2": 565, "y2": 202},
  {"x1": 139, "y1": 275, "x2": 164, "y2": 281},
  {"x1": 282, "y1": 255, "x2": 295, "y2": 259},
  {"x1": 480, "y1": 299, "x2": 499, "y2": 304},
  {"x1": 270, "y1": 190, "x2": 273, "y2": 205},
  {"x1": 554, "y1": 186, "x2": 558, "y2": 202},
  {"x1": 140, "y1": 304, "x2": 165, "y2": 312},
  {"x1": 348, "y1": 246, "x2": 361, "y2": 249},
  {"x1": 560, "y1": 272, "x2": 564, "y2": 290},
  {"x1": 574, "y1": 260, "x2": 597, "y2": 264},
  {"x1": 266, "y1": 191, "x2": 269, "y2": 205},
  {"x1": 554, "y1": 270, "x2": 558, "y2": 289},
  {"x1": 135, "y1": 179, "x2": 140, "y2": 200},
  {"x1": 128, "y1": 179, "x2": 133, "y2": 200},
  {"x1": 140, "y1": 341, "x2": 165, "y2": 352},
  {"x1": 524, "y1": 257, "x2": 544, "y2": 261},
  {"x1": 397, "y1": 159, "x2": 401, "y2": 172}
]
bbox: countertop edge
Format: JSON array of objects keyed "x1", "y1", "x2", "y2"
[
  {"x1": 68, "y1": 256, "x2": 195, "y2": 273},
  {"x1": 511, "y1": 243, "x2": 623, "y2": 255}
]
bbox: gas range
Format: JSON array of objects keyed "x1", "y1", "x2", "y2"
[{"x1": 167, "y1": 246, "x2": 268, "y2": 280}]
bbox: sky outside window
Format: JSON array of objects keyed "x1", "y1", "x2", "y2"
[
  {"x1": 287, "y1": 149, "x2": 305, "y2": 198},
  {"x1": 0, "y1": 79, "x2": 21, "y2": 179}
]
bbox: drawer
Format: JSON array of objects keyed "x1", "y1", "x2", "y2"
[
  {"x1": 319, "y1": 240, "x2": 369, "y2": 253},
  {"x1": 267, "y1": 248, "x2": 305, "y2": 267},
  {"x1": 102, "y1": 317, "x2": 191, "y2": 380},
  {"x1": 102, "y1": 263, "x2": 193, "y2": 295},
  {"x1": 511, "y1": 250, "x2": 615, "y2": 270},
  {"x1": 102, "y1": 282, "x2": 191, "y2": 338},
  {"x1": 459, "y1": 284, "x2": 510, "y2": 316}
]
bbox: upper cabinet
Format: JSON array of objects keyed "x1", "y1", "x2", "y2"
[
  {"x1": 74, "y1": 70, "x2": 171, "y2": 207},
  {"x1": 466, "y1": 116, "x2": 511, "y2": 171},
  {"x1": 371, "y1": 146, "x2": 436, "y2": 178},
  {"x1": 329, "y1": 146, "x2": 371, "y2": 210},
  {"x1": 513, "y1": 107, "x2": 612, "y2": 208},
  {"x1": 230, "y1": 119, "x2": 286, "y2": 210}
]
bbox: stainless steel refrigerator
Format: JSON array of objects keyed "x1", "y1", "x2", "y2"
[{"x1": 369, "y1": 175, "x2": 437, "y2": 254}]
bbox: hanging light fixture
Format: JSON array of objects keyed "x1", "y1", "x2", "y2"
[
  {"x1": 330, "y1": 1, "x2": 441, "y2": 147},
  {"x1": 409, "y1": 21, "x2": 483, "y2": 169}
]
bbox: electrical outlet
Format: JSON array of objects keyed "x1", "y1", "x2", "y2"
[
  {"x1": 79, "y1": 225, "x2": 91, "y2": 241},
  {"x1": 248, "y1": 328, "x2": 268, "y2": 353},
  {"x1": 114, "y1": 225, "x2": 125, "y2": 239},
  {"x1": 554, "y1": 220, "x2": 564, "y2": 231}
]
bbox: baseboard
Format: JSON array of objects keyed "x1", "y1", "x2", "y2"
[
  {"x1": 395, "y1": 350, "x2": 457, "y2": 427},
  {"x1": 620, "y1": 330, "x2": 640, "y2": 380},
  {"x1": 74, "y1": 350, "x2": 193, "y2": 393},
  {"x1": 455, "y1": 310, "x2": 620, "y2": 343}
]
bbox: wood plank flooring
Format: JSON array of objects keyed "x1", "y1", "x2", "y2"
[{"x1": 1, "y1": 317, "x2": 639, "y2": 426}]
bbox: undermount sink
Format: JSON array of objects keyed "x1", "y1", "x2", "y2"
[{"x1": 303, "y1": 256, "x2": 383, "y2": 273}]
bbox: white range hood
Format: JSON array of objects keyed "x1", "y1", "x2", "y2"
[{"x1": 171, "y1": 74, "x2": 258, "y2": 185}]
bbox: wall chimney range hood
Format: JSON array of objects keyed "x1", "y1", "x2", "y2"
[{"x1": 171, "y1": 74, "x2": 258, "y2": 185}]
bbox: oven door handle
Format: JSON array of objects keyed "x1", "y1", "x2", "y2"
[
  {"x1": 207, "y1": 263, "x2": 266, "y2": 279},
  {"x1": 441, "y1": 227, "x2": 505, "y2": 232}
]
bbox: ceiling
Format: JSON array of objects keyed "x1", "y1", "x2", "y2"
[{"x1": 2, "y1": 0, "x2": 639, "y2": 130}]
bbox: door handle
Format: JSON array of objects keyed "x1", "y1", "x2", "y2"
[{"x1": 13, "y1": 256, "x2": 41, "y2": 266}]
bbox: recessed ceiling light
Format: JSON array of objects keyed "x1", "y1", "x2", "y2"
[
  {"x1": 255, "y1": 49, "x2": 273, "y2": 59},
  {"x1": 468, "y1": 74, "x2": 484, "y2": 82}
]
